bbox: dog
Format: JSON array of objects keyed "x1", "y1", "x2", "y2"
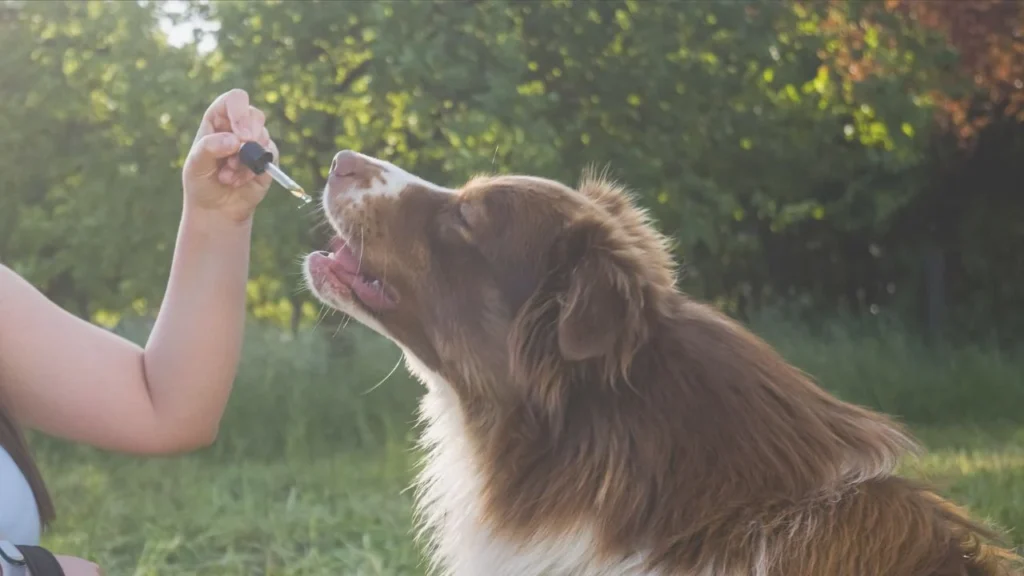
[{"x1": 303, "y1": 150, "x2": 1022, "y2": 576}]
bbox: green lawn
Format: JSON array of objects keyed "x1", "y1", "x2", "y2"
[
  {"x1": 31, "y1": 426, "x2": 1024, "y2": 575},
  {"x1": 37, "y1": 444, "x2": 423, "y2": 575},
  {"x1": 27, "y1": 318, "x2": 1024, "y2": 575}
]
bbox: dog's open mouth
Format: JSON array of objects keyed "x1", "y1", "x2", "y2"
[{"x1": 307, "y1": 237, "x2": 398, "y2": 311}]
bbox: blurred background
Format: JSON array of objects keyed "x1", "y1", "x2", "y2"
[{"x1": 2, "y1": 0, "x2": 1023, "y2": 574}]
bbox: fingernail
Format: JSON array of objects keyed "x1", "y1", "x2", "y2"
[{"x1": 222, "y1": 133, "x2": 240, "y2": 148}]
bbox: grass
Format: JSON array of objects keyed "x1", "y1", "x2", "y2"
[{"x1": 26, "y1": 315, "x2": 1024, "y2": 574}]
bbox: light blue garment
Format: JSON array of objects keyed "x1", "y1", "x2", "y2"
[{"x1": 0, "y1": 443, "x2": 41, "y2": 545}]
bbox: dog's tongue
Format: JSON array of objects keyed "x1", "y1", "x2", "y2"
[{"x1": 322, "y1": 237, "x2": 398, "y2": 310}]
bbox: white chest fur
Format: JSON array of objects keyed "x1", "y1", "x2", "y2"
[{"x1": 403, "y1": 353, "x2": 659, "y2": 576}]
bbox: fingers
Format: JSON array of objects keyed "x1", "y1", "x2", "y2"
[
  {"x1": 192, "y1": 88, "x2": 278, "y2": 190},
  {"x1": 216, "y1": 88, "x2": 253, "y2": 139},
  {"x1": 246, "y1": 106, "x2": 266, "y2": 142},
  {"x1": 194, "y1": 132, "x2": 242, "y2": 163},
  {"x1": 196, "y1": 90, "x2": 269, "y2": 152},
  {"x1": 187, "y1": 132, "x2": 241, "y2": 181},
  {"x1": 218, "y1": 163, "x2": 238, "y2": 186},
  {"x1": 196, "y1": 88, "x2": 253, "y2": 141}
]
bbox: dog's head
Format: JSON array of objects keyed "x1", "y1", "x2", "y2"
[{"x1": 304, "y1": 150, "x2": 678, "y2": 407}]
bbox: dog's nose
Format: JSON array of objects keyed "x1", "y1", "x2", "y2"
[{"x1": 330, "y1": 150, "x2": 371, "y2": 184}]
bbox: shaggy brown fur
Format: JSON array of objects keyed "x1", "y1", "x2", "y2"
[{"x1": 306, "y1": 152, "x2": 1022, "y2": 576}]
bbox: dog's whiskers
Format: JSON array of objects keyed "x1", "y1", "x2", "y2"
[
  {"x1": 332, "y1": 314, "x2": 352, "y2": 339},
  {"x1": 356, "y1": 225, "x2": 366, "y2": 276},
  {"x1": 311, "y1": 303, "x2": 330, "y2": 332},
  {"x1": 362, "y1": 353, "x2": 403, "y2": 395}
]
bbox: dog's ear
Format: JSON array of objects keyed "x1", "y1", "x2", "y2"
[
  {"x1": 556, "y1": 224, "x2": 639, "y2": 361},
  {"x1": 508, "y1": 218, "x2": 647, "y2": 428},
  {"x1": 541, "y1": 217, "x2": 646, "y2": 365}
]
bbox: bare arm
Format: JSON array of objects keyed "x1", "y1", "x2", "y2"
[
  {"x1": 0, "y1": 89, "x2": 276, "y2": 454},
  {"x1": 0, "y1": 214, "x2": 248, "y2": 453}
]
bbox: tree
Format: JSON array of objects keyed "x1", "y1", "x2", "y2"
[
  {"x1": 0, "y1": 0, "x2": 212, "y2": 319},
  {"x1": 815, "y1": 0, "x2": 1024, "y2": 341},
  {"x1": 4, "y1": 0, "x2": 1020, "y2": 340},
  {"x1": 819, "y1": 0, "x2": 1024, "y2": 144}
]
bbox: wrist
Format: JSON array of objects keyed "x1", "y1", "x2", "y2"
[{"x1": 180, "y1": 203, "x2": 254, "y2": 238}]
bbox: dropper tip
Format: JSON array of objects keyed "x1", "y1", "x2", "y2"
[{"x1": 291, "y1": 189, "x2": 313, "y2": 204}]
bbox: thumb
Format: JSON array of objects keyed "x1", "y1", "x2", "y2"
[{"x1": 185, "y1": 132, "x2": 242, "y2": 175}]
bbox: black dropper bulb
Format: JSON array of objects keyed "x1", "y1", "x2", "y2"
[
  {"x1": 235, "y1": 141, "x2": 311, "y2": 204},
  {"x1": 238, "y1": 141, "x2": 274, "y2": 175}
]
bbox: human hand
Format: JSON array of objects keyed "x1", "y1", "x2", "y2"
[
  {"x1": 54, "y1": 555, "x2": 102, "y2": 575},
  {"x1": 183, "y1": 88, "x2": 279, "y2": 224}
]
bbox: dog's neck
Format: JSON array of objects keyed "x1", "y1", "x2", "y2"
[{"x1": 408, "y1": 355, "x2": 659, "y2": 576}]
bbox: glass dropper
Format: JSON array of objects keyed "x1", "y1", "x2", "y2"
[{"x1": 238, "y1": 141, "x2": 312, "y2": 204}]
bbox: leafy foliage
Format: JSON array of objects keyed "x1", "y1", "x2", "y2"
[
  {"x1": 821, "y1": 0, "x2": 1024, "y2": 143},
  {"x1": 1, "y1": 0, "x2": 1021, "y2": 340},
  {"x1": 1, "y1": 0, "x2": 212, "y2": 317}
]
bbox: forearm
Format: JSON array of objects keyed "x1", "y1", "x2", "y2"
[
  {"x1": 142, "y1": 205, "x2": 253, "y2": 449},
  {"x1": 0, "y1": 213, "x2": 251, "y2": 453}
]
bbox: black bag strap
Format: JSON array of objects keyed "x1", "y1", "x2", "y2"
[{"x1": 16, "y1": 545, "x2": 65, "y2": 576}]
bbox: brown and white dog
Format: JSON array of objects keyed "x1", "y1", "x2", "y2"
[{"x1": 303, "y1": 150, "x2": 1022, "y2": 576}]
